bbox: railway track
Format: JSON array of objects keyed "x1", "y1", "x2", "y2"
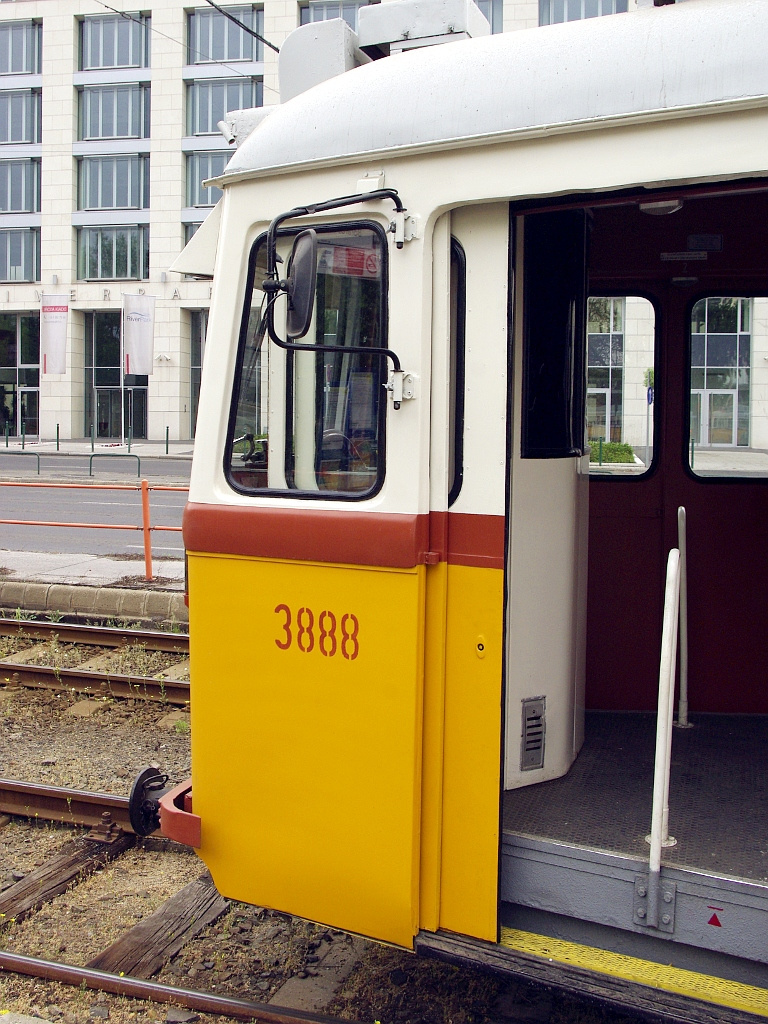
[
  {"x1": 0, "y1": 801, "x2": 361, "y2": 1024},
  {"x1": 0, "y1": 618, "x2": 189, "y2": 652},
  {"x1": 0, "y1": 777, "x2": 133, "y2": 830},
  {"x1": 0, "y1": 617, "x2": 190, "y2": 704}
]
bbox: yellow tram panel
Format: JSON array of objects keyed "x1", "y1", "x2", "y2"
[{"x1": 187, "y1": 548, "x2": 426, "y2": 948}]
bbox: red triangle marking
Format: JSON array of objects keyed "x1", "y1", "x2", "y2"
[{"x1": 708, "y1": 913, "x2": 722, "y2": 927}]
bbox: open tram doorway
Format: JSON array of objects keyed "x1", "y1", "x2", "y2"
[
  {"x1": 500, "y1": 183, "x2": 768, "y2": 972},
  {"x1": 84, "y1": 311, "x2": 148, "y2": 440}
]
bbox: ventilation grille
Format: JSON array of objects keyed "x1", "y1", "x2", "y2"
[{"x1": 520, "y1": 697, "x2": 546, "y2": 771}]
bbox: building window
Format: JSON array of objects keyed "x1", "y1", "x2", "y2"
[
  {"x1": 0, "y1": 21, "x2": 41, "y2": 75},
  {"x1": 79, "y1": 85, "x2": 150, "y2": 141},
  {"x1": 475, "y1": 0, "x2": 502, "y2": 33},
  {"x1": 84, "y1": 310, "x2": 148, "y2": 439},
  {"x1": 0, "y1": 159, "x2": 39, "y2": 212},
  {"x1": 587, "y1": 297, "x2": 624, "y2": 445},
  {"x1": 0, "y1": 90, "x2": 40, "y2": 144},
  {"x1": 0, "y1": 228, "x2": 38, "y2": 281},
  {"x1": 78, "y1": 156, "x2": 149, "y2": 211},
  {"x1": 80, "y1": 14, "x2": 150, "y2": 71},
  {"x1": 187, "y1": 78, "x2": 261, "y2": 135},
  {"x1": 0, "y1": 312, "x2": 39, "y2": 437},
  {"x1": 299, "y1": 1, "x2": 368, "y2": 30},
  {"x1": 586, "y1": 296, "x2": 656, "y2": 475},
  {"x1": 190, "y1": 310, "x2": 206, "y2": 437},
  {"x1": 77, "y1": 226, "x2": 149, "y2": 280},
  {"x1": 689, "y1": 297, "x2": 752, "y2": 462},
  {"x1": 187, "y1": 152, "x2": 227, "y2": 206},
  {"x1": 188, "y1": 7, "x2": 263, "y2": 64},
  {"x1": 540, "y1": 0, "x2": 627, "y2": 24}
]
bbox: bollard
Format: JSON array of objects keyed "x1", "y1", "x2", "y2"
[
  {"x1": 21, "y1": 421, "x2": 25, "y2": 449},
  {"x1": 690, "y1": 436, "x2": 695, "y2": 469},
  {"x1": 56, "y1": 423, "x2": 60, "y2": 452},
  {"x1": 598, "y1": 436, "x2": 603, "y2": 466},
  {"x1": 91, "y1": 425, "x2": 95, "y2": 452},
  {"x1": 128, "y1": 426, "x2": 132, "y2": 454},
  {"x1": 165, "y1": 425, "x2": 169, "y2": 455},
  {"x1": 4, "y1": 421, "x2": 8, "y2": 447},
  {"x1": 141, "y1": 478, "x2": 153, "y2": 581}
]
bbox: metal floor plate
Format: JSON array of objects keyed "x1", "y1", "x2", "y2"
[{"x1": 502, "y1": 712, "x2": 768, "y2": 883}]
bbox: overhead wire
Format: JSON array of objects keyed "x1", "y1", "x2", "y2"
[
  {"x1": 92, "y1": 0, "x2": 281, "y2": 95},
  {"x1": 200, "y1": 0, "x2": 279, "y2": 53}
]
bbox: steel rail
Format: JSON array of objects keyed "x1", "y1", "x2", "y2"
[
  {"x1": 0, "y1": 951, "x2": 354, "y2": 1024},
  {"x1": 0, "y1": 661, "x2": 189, "y2": 704},
  {"x1": 0, "y1": 778, "x2": 133, "y2": 830},
  {"x1": 0, "y1": 618, "x2": 188, "y2": 650},
  {"x1": 0, "y1": 618, "x2": 188, "y2": 651}
]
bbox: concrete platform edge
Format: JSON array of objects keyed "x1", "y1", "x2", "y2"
[{"x1": 0, "y1": 581, "x2": 188, "y2": 626}]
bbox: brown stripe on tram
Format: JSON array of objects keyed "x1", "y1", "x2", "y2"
[
  {"x1": 183, "y1": 503, "x2": 505, "y2": 569},
  {"x1": 429, "y1": 511, "x2": 506, "y2": 570}
]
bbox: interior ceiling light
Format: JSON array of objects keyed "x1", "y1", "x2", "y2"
[{"x1": 639, "y1": 200, "x2": 684, "y2": 215}]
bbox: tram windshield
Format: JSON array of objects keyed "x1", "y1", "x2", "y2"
[{"x1": 227, "y1": 223, "x2": 387, "y2": 497}]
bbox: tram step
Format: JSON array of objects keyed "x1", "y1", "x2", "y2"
[{"x1": 501, "y1": 833, "x2": 768, "y2": 965}]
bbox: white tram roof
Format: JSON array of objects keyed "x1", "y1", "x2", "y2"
[{"x1": 222, "y1": 0, "x2": 768, "y2": 184}]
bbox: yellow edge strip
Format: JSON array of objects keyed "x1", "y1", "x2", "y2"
[{"x1": 500, "y1": 927, "x2": 768, "y2": 1018}]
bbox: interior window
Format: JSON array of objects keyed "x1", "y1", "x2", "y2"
[
  {"x1": 586, "y1": 296, "x2": 655, "y2": 476},
  {"x1": 227, "y1": 223, "x2": 387, "y2": 497},
  {"x1": 688, "y1": 296, "x2": 767, "y2": 478}
]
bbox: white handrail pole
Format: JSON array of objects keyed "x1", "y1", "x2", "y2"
[
  {"x1": 648, "y1": 548, "x2": 680, "y2": 928},
  {"x1": 677, "y1": 506, "x2": 689, "y2": 727}
]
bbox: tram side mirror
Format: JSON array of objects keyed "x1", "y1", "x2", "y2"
[{"x1": 285, "y1": 229, "x2": 318, "y2": 339}]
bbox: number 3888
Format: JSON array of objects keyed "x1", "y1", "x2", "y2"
[{"x1": 274, "y1": 604, "x2": 359, "y2": 660}]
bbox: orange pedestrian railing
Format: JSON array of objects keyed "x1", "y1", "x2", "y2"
[{"x1": 0, "y1": 479, "x2": 186, "y2": 582}]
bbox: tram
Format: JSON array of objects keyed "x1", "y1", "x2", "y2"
[{"x1": 152, "y1": 0, "x2": 768, "y2": 1018}]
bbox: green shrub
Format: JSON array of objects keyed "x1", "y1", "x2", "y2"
[{"x1": 589, "y1": 441, "x2": 635, "y2": 464}]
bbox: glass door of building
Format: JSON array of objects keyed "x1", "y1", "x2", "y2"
[
  {"x1": 586, "y1": 389, "x2": 610, "y2": 444},
  {"x1": 124, "y1": 387, "x2": 147, "y2": 439},
  {"x1": 18, "y1": 388, "x2": 38, "y2": 436},
  {"x1": 96, "y1": 388, "x2": 122, "y2": 438},
  {"x1": 691, "y1": 389, "x2": 737, "y2": 446}
]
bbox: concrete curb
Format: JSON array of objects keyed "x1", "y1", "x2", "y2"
[{"x1": 0, "y1": 581, "x2": 188, "y2": 626}]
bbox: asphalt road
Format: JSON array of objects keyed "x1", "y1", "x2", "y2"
[{"x1": 0, "y1": 456, "x2": 189, "y2": 558}]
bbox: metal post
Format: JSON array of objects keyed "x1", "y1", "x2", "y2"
[
  {"x1": 598, "y1": 436, "x2": 603, "y2": 466},
  {"x1": 91, "y1": 425, "x2": 95, "y2": 452},
  {"x1": 128, "y1": 425, "x2": 132, "y2": 454},
  {"x1": 165, "y1": 425, "x2": 169, "y2": 456},
  {"x1": 21, "y1": 421, "x2": 25, "y2": 449},
  {"x1": 141, "y1": 478, "x2": 153, "y2": 582},
  {"x1": 676, "y1": 507, "x2": 691, "y2": 728},
  {"x1": 690, "y1": 436, "x2": 695, "y2": 469},
  {"x1": 5, "y1": 420, "x2": 8, "y2": 447},
  {"x1": 56, "y1": 423, "x2": 60, "y2": 452}
]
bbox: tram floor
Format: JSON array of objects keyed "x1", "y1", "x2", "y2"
[{"x1": 501, "y1": 711, "x2": 768, "y2": 884}]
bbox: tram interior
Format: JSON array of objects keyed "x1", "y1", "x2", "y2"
[{"x1": 501, "y1": 185, "x2": 768, "y2": 956}]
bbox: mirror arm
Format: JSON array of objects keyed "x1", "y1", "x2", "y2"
[{"x1": 265, "y1": 188, "x2": 406, "y2": 282}]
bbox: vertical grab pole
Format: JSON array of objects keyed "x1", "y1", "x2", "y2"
[
  {"x1": 677, "y1": 507, "x2": 689, "y2": 727},
  {"x1": 647, "y1": 548, "x2": 680, "y2": 928},
  {"x1": 141, "y1": 478, "x2": 153, "y2": 582}
]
